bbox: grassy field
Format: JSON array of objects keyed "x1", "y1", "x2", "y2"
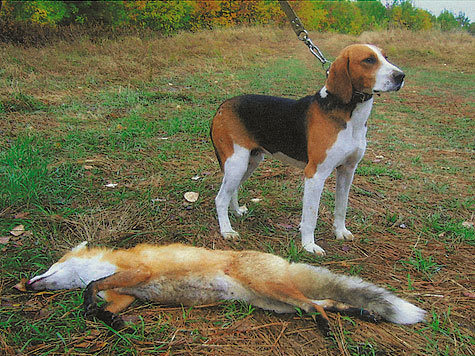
[{"x1": 0, "y1": 26, "x2": 474, "y2": 355}]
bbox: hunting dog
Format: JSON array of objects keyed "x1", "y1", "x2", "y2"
[{"x1": 211, "y1": 44, "x2": 405, "y2": 255}]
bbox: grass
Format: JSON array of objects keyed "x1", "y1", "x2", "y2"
[{"x1": 1, "y1": 26, "x2": 474, "y2": 355}]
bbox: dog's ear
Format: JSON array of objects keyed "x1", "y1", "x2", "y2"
[{"x1": 326, "y1": 49, "x2": 352, "y2": 104}]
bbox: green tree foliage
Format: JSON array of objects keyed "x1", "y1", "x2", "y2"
[
  {"x1": 437, "y1": 10, "x2": 461, "y2": 31},
  {"x1": 388, "y1": 0, "x2": 433, "y2": 30},
  {"x1": 0, "y1": 0, "x2": 471, "y2": 35}
]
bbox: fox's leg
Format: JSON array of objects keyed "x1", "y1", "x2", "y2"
[
  {"x1": 251, "y1": 281, "x2": 332, "y2": 336},
  {"x1": 102, "y1": 290, "x2": 136, "y2": 314},
  {"x1": 313, "y1": 299, "x2": 382, "y2": 323},
  {"x1": 230, "y1": 149, "x2": 264, "y2": 216},
  {"x1": 83, "y1": 269, "x2": 150, "y2": 329}
]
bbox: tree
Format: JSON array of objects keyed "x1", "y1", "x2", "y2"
[{"x1": 437, "y1": 10, "x2": 460, "y2": 31}]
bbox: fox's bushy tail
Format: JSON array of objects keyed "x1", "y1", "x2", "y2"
[{"x1": 290, "y1": 263, "x2": 426, "y2": 324}]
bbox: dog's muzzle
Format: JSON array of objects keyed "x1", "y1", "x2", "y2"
[{"x1": 393, "y1": 71, "x2": 405, "y2": 91}]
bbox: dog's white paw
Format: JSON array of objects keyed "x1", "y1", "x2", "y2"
[
  {"x1": 233, "y1": 205, "x2": 248, "y2": 217},
  {"x1": 334, "y1": 227, "x2": 354, "y2": 241},
  {"x1": 303, "y1": 243, "x2": 326, "y2": 256},
  {"x1": 222, "y1": 230, "x2": 240, "y2": 239}
]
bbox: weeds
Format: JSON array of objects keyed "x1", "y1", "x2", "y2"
[
  {"x1": 402, "y1": 248, "x2": 442, "y2": 279},
  {"x1": 1, "y1": 26, "x2": 473, "y2": 355}
]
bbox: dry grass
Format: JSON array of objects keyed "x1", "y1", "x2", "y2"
[{"x1": 1, "y1": 26, "x2": 474, "y2": 355}]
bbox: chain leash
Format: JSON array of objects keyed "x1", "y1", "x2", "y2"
[{"x1": 278, "y1": 0, "x2": 331, "y2": 74}]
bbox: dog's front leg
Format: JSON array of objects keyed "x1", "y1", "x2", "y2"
[
  {"x1": 300, "y1": 172, "x2": 329, "y2": 255},
  {"x1": 333, "y1": 164, "x2": 357, "y2": 240}
]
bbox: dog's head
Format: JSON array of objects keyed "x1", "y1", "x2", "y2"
[{"x1": 326, "y1": 44, "x2": 405, "y2": 104}]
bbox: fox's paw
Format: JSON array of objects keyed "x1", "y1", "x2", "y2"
[
  {"x1": 84, "y1": 303, "x2": 100, "y2": 318},
  {"x1": 303, "y1": 242, "x2": 326, "y2": 256},
  {"x1": 97, "y1": 310, "x2": 125, "y2": 330},
  {"x1": 84, "y1": 304, "x2": 125, "y2": 329},
  {"x1": 345, "y1": 307, "x2": 383, "y2": 323},
  {"x1": 311, "y1": 313, "x2": 332, "y2": 337},
  {"x1": 361, "y1": 310, "x2": 383, "y2": 324}
]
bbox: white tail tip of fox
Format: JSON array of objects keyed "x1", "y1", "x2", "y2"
[{"x1": 386, "y1": 296, "x2": 426, "y2": 324}]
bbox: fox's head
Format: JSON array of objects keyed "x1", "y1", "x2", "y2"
[{"x1": 27, "y1": 242, "x2": 117, "y2": 291}]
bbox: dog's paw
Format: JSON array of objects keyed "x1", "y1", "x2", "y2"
[
  {"x1": 303, "y1": 243, "x2": 326, "y2": 255},
  {"x1": 334, "y1": 227, "x2": 354, "y2": 241},
  {"x1": 222, "y1": 230, "x2": 240, "y2": 239},
  {"x1": 233, "y1": 205, "x2": 248, "y2": 217}
]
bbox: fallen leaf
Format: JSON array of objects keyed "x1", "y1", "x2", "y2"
[
  {"x1": 39, "y1": 308, "x2": 52, "y2": 318},
  {"x1": 151, "y1": 198, "x2": 166, "y2": 203},
  {"x1": 14, "y1": 212, "x2": 30, "y2": 219},
  {"x1": 22, "y1": 231, "x2": 33, "y2": 238},
  {"x1": 122, "y1": 315, "x2": 140, "y2": 324},
  {"x1": 75, "y1": 342, "x2": 91, "y2": 348},
  {"x1": 463, "y1": 291, "x2": 475, "y2": 298},
  {"x1": 14, "y1": 278, "x2": 28, "y2": 292},
  {"x1": 0, "y1": 236, "x2": 10, "y2": 244},
  {"x1": 10, "y1": 225, "x2": 25, "y2": 237},
  {"x1": 83, "y1": 165, "x2": 94, "y2": 170},
  {"x1": 462, "y1": 221, "x2": 474, "y2": 228},
  {"x1": 184, "y1": 192, "x2": 199, "y2": 203}
]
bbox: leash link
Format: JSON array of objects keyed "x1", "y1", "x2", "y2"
[{"x1": 279, "y1": 0, "x2": 331, "y2": 74}]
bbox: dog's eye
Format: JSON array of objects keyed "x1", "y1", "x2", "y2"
[{"x1": 363, "y1": 57, "x2": 376, "y2": 64}]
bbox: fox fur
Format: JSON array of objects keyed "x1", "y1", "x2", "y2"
[{"x1": 27, "y1": 242, "x2": 425, "y2": 333}]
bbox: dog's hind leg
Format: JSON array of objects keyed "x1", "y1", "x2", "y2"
[
  {"x1": 230, "y1": 149, "x2": 264, "y2": 216},
  {"x1": 216, "y1": 144, "x2": 251, "y2": 238}
]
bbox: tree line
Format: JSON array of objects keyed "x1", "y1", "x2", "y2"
[{"x1": 0, "y1": 0, "x2": 472, "y2": 42}]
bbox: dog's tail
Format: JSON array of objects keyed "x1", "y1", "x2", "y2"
[{"x1": 290, "y1": 263, "x2": 426, "y2": 324}]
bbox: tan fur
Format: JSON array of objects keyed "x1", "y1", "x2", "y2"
[
  {"x1": 211, "y1": 99, "x2": 258, "y2": 167},
  {"x1": 304, "y1": 102, "x2": 348, "y2": 178},
  {"x1": 30, "y1": 243, "x2": 425, "y2": 329},
  {"x1": 211, "y1": 44, "x2": 383, "y2": 174},
  {"x1": 327, "y1": 45, "x2": 382, "y2": 102}
]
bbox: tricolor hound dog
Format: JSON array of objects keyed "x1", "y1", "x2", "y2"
[{"x1": 211, "y1": 44, "x2": 405, "y2": 255}]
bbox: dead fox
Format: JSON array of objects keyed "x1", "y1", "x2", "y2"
[{"x1": 26, "y1": 242, "x2": 425, "y2": 333}]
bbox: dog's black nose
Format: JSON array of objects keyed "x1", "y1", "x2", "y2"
[{"x1": 393, "y1": 72, "x2": 405, "y2": 85}]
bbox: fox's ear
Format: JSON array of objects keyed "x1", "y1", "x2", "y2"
[{"x1": 72, "y1": 241, "x2": 88, "y2": 252}]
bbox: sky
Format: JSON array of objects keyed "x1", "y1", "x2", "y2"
[{"x1": 412, "y1": 0, "x2": 474, "y2": 21}]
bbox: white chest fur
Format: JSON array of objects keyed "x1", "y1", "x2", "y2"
[{"x1": 319, "y1": 98, "x2": 373, "y2": 173}]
